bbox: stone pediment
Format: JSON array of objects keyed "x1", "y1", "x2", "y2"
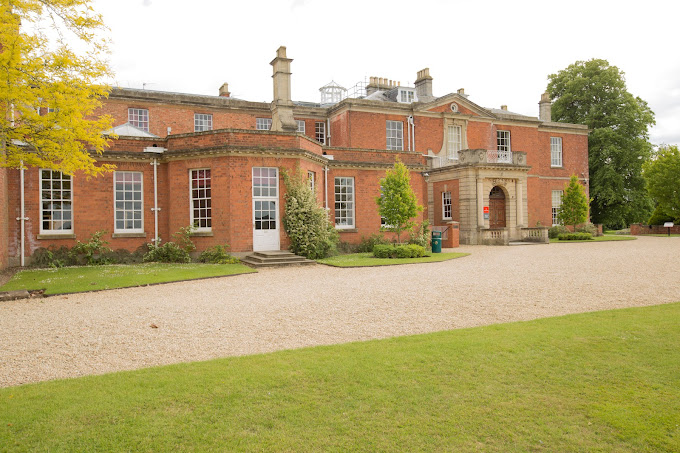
[{"x1": 417, "y1": 93, "x2": 496, "y2": 118}]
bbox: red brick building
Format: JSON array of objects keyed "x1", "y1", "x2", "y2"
[{"x1": 2, "y1": 47, "x2": 588, "y2": 267}]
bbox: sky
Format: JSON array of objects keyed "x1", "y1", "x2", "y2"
[{"x1": 93, "y1": 0, "x2": 679, "y2": 146}]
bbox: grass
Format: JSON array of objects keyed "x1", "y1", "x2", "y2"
[
  {"x1": 1, "y1": 302, "x2": 679, "y2": 451},
  {"x1": 550, "y1": 235, "x2": 637, "y2": 243},
  {"x1": 0, "y1": 262, "x2": 256, "y2": 295},
  {"x1": 317, "y1": 251, "x2": 469, "y2": 267}
]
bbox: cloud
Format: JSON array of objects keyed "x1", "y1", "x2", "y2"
[{"x1": 290, "y1": 0, "x2": 307, "y2": 10}]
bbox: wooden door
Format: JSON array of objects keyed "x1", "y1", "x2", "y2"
[{"x1": 489, "y1": 186, "x2": 506, "y2": 228}]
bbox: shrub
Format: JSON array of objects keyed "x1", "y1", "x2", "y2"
[
  {"x1": 143, "y1": 241, "x2": 191, "y2": 263},
  {"x1": 576, "y1": 223, "x2": 599, "y2": 236},
  {"x1": 72, "y1": 231, "x2": 113, "y2": 265},
  {"x1": 548, "y1": 225, "x2": 569, "y2": 239},
  {"x1": 30, "y1": 246, "x2": 75, "y2": 268},
  {"x1": 356, "y1": 234, "x2": 390, "y2": 253},
  {"x1": 558, "y1": 232, "x2": 593, "y2": 241},
  {"x1": 372, "y1": 244, "x2": 427, "y2": 258},
  {"x1": 337, "y1": 241, "x2": 357, "y2": 254},
  {"x1": 408, "y1": 221, "x2": 430, "y2": 248},
  {"x1": 173, "y1": 226, "x2": 197, "y2": 253},
  {"x1": 282, "y1": 169, "x2": 339, "y2": 259},
  {"x1": 198, "y1": 245, "x2": 240, "y2": 264},
  {"x1": 102, "y1": 248, "x2": 145, "y2": 265}
]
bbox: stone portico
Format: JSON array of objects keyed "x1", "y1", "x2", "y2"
[{"x1": 427, "y1": 149, "x2": 546, "y2": 245}]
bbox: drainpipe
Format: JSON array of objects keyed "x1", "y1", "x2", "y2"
[
  {"x1": 18, "y1": 161, "x2": 27, "y2": 267},
  {"x1": 326, "y1": 118, "x2": 331, "y2": 147},
  {"x1": 324, "y1": 165, "x2": 329, "y2": 210},
  {"x1": 143, "y1": 146, "x2": 166, "y2": 245}
]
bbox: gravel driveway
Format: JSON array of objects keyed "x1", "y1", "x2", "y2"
[{"x1": 1, "y1": 236, "x2": 679, "y2": 388}]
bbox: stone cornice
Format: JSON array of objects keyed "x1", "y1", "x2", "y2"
[{"x1": 328, "y1": 160, "x2": 427, "y2": 171}]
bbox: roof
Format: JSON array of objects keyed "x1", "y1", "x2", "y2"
[{"x1": 105, "y1": 123, "x2": 160, "y2": 138}]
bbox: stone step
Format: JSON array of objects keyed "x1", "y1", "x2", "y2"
[{"x1": 241, "y1": 250, "x2": 316, "y2": 268}]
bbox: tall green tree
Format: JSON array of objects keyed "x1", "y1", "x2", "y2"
[
  {"x1": 643, "y1": 144, "x2": 680, "y2": 223},
  {"x1": 547, "y1": 59, "x2": 655, "y2": 228},
  {"x1": 1, "y1": 0, "x2": 114, "y2": 176},
  {"x1": 557, "y1": 175, "x2": 589, "y2": 230},
  {"x1": 376, "y1": 158, "x2": 423, "y2": 243}
]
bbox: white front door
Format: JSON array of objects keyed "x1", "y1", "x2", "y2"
[{"x1": 252, "y1": 167, "x2": 280, "y2": 251}]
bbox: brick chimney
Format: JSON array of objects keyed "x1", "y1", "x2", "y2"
[
  {"x1": 539, "y1": 92, "x2": 552, "y2": 122},
  {"x1": 270, "y1": 46, "x2": 297, "y2": 132},
  {"x1": 501, "y1": 105, "x2": 508, "y2": 111},
  {"x1": 218, "y1": 83, "x2": 230, "y2": 97},
  {"x1": 415, "y1": 68, "x2": 434, "y2": 102}
]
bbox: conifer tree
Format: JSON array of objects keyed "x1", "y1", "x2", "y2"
[
  {"x1": 376, "y1": 158, "x2": 423, "y2": 243},
  {"x1": 557, "y1": 175, "x2": 589, "y2": 230}
]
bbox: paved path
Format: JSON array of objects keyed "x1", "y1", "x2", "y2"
[{"x1": 1, "y1": 237, "x2": 679, "y2": 387}]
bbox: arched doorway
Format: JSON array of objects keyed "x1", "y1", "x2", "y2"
[{"x1": 489, "y1": 186, "x2": 506, "y2": 228}]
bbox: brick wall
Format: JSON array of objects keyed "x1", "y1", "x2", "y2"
[
  {"x1": 0, "y1": 166, "x2": 8, "y2": 269},
  {"x1": 630, "y1": 223, "x2": 680, "y2": 235}
]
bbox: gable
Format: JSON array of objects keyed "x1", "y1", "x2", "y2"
[{"x1": 419, "y1": 93, "x2": 495, "y2": 118}]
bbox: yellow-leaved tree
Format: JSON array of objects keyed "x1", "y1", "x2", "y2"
[{"x1": 0, "y1": 0, "x2": 115, "y2": 176}]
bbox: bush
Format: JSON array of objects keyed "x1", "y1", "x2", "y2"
[
  {"x1": 372, "y1": 244, "x2": 427, "y2": 258},
  {"x1": 143, "y1": 241, "x2": 191, "y2": 263},
  {"x1": 72, "y1": 231, "x2": 113, "y2": 265},
  {"x1": 548, "y1": 225, "x2": 569, "y2": 239},
  {"x1": 576, "y1": 223, "x2": 599, "y2": 236},
  {"x1": 558, "y1": 232, "x2": 593, "y2": 241},
  {"x1": 408, "y1": 221, "x2": 430, "y2": 248},
  {"x1": 356, "y1": 234, "x2": 390, "y2": 253},
  {"x1": 102, "y1": 248, "x2": 145, "y2": 265},
  {"x1": 30, "y1": 246, "x2": 76, "y2": 268},
  {"x1": 198, "y1": 245, "x2": 240, "y2": 264},
  {"x1": 282, "y1": 169, "x2": 339, "y2": 259},
  {"x1": 337, "y1": 241, "x2": 357, "y2": 254}
]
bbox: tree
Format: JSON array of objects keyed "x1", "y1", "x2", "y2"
[
  {"x1": 376, "y1": 158, "x2": 423, "y2": 243},
  {"x1": 282, "y1": 169, "x2": 338, "y2": 259},
  {"x1": 1, "y1": 0, "x2": 114, "y2": 176},
  {"x1": 557, "y1": 175, "x2": 589, "y2": 230},
  {"x1": 644, "y1": 144, "x2": 680, "y2": 223},
  {"x1": 547, "y1": 59, "x2": 655, "y2": 228}
]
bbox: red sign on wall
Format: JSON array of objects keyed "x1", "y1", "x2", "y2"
[{"x1": 483, "y1": 206, "x2": 489, "y2": 214}]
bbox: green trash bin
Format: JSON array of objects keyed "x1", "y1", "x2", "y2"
[{"x1": 431, "y1": 231, "x2": 442, "y2": 253}]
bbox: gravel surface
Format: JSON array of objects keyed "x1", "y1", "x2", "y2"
[{"x1": 1, "y1": 236, "x2": 679, "y2": 388}]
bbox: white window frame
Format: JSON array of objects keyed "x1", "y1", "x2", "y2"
[
  {"x1": 551, "y1": 137, "x2": 563, "y2": 167},
  {"x1": 256, "y1": 118, "x2": 272, "y2": 130},
  {"x1": 497, "y1": 130, "x2": 511, "y2": 152},
  {"x1": 308, "y1": 170, "x2": 315, "y2": 191},
  {"x1": 442, "y1": 191, "x2": 452, "y2": 220},
  {"x1": 128, "y1": 108, "x2": 149, "y2": 132},
  {"x1": 296, "y1": 120, "x2": 306, "y2": 133},
  {"x1": 398, "y1": 89, "x2": 416, "y2": 103},
  {"x1": 190, "y1": 169, "x2": 212, "y2": 231},
  {"x1": 113, "y1": 171, "x2": 144, "y2": 233},
  {"x1": 194, "y1": 113, "x2": 213, "y2": 132},
  {"x1": 386, "y1": 120, "x2": 403, "y2": 151},
  {"x1": 552, "y1": 190, "x2": 563, "y2": 226},
  {"x1": 315, "y1": 121, "x2": 326, "y2": 144},
  {"x1": 447, "y1": 125, "x2": 462, "y2": 160},
  {"x1": 334, "y1": 177, "x2": 355, "y2": 229},
  {"x1": 40, "y1": 169, "x2": 73, "y2": 234}
]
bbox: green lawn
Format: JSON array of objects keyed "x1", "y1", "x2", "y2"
[
  {"x1": 550, "y1": 235, "x2": 637, "y2": 243},
  {"x1": 0, "y1": 262, "x2": 256, "y2": 295},
  {"x1": 2, "y1": 303, "x2": 679, "y2": 451},
  {"x1": 318, "y1": 251, "x2": 469, "y2": 267}
]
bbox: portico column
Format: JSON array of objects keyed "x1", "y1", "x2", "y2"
[
  {"x1": 515, "y1": 179, "x2": 523, "y2": 227},
  {"x1": 477, "y1": 178, "x2": 485, "y2": 227}
]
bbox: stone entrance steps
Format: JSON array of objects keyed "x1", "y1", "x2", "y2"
[{"x1": 241, "y1": 250, "x2": 316, "y2": 268}]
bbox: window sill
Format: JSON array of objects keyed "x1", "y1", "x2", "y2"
[
  {"x1": 550, "y1": 165, "x2": 563, "y2": 169},
  {"x1": 336, "y1": 228, "x2": 358, "y2": 233},
  {"x1": 112, "y1": 232, "x2": 147, "y2": 238},
  {"x1": 37, "y1": 233, "x2": 76, "y2": 240},
  {"x1": 190, "y1": 231, "x2": 214, "y2": 237}
]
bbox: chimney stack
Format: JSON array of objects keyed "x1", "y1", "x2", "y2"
[
  {"x1": 501, "y1": 105, "x2": 508, "y2": 111},
  {"x1": 218, "y1": 83, "x2": 230, "y2": 97},
  {"x1": 539, "y1": 92, "x2": 552, "y2": 122},
  {"x1": 270, "y1": 46, "x2": 297, "y2": 132},
  {"x1": 415, "y1": 68, "x2": 434, "y2": 102}
]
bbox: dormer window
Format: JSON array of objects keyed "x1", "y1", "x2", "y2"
[{"x1": 398, "y1": 88, "x2": 417, "y2": 104}]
